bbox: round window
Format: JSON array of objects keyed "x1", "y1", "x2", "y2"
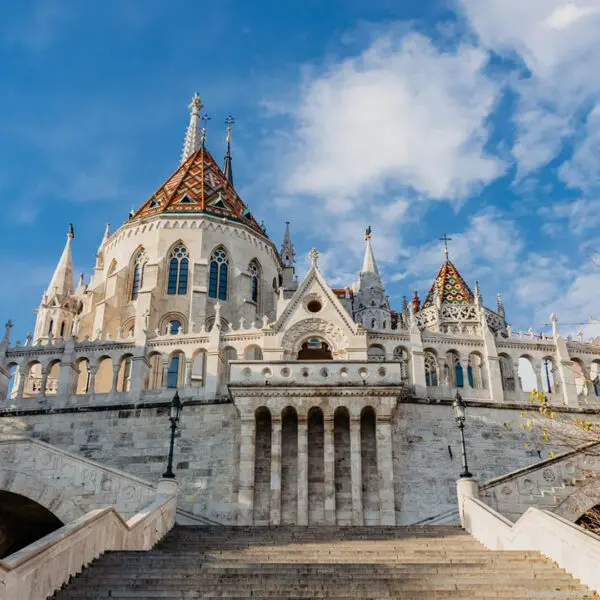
[{"x1": 307, "y1": 300, "x2": 322, "y2": 313}]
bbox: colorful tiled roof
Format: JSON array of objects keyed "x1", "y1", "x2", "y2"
[
  {"x1": 132, "y1": 148, "x2": 265, "y2": 236},
  {"x1": 421, "y1": 260, "x2": 474, "y2": 309}
]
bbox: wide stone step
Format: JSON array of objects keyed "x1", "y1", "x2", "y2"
[{"x1": 51, "y1": 526, "x2": 593, "y2": 600}]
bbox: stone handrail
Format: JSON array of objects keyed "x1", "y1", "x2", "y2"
[
  {"x1": 0, "y1": 479, "x2": 177, "y2": 600},
  {"x1": 457, "y1": 478, "x2": 600, "y2": 593}
]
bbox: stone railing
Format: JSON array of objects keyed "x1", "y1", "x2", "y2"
[
  {"x1": 457, "y1": 478, "x2": 600, "y2": 593},
  {"x1": 480, "y1": 442, "x2": 600, "y2": 522},
  {"x1": 0, "y1": 479, "x2": 177, "y2": 600},
  {"x1": 228, "y1": 360, "x2": 404, "y2": 387}
]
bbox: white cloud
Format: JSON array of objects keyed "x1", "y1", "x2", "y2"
[
  {"x1": 460, "y1": 0, "x2": 600, "y2": 177},
  {"x1": 279, "y1": 31, "x2": 504, "y2": 206}
]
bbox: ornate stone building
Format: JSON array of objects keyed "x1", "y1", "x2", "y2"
[{"x1": 2, "y1": 95, "x2": 600, "y2": 531}]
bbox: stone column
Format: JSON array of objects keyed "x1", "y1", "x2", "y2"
[
  {"x1": 16, "y1": 365, "x2": 26, "y2": 399},
  {"x1": 238, "y1": 416, "x2": 256, "y2": 525},
  {"x1": 162, "y1": 360, "x2": 170, "y2": 390},
  {"x1": 350, "y1": 416, "x2": 363, "y2": 525},
  {"x1": 57, "y1": 361, "x2": 78, "y2": 396},
  {"x1": 185, "y1": 359, "x2": 193, "y2": 387},
  {"x1": 0, "y1": 365, "x2": 10, "y2": 403},
  {"x1": 87, "y1": 365, "x2": 97, "y2": 394},
  {"x1": 129, "y1": 356, "x2": 149, "y2": 403},
  {"x1": 376, "y1": 415, "x2": 396, "y2": 525},
  {"x1": 39, "y1": 368, "x2": 49, "y2": 397},
  {"x1": 270, "y1": 417, "x2": 282, "y2": 526},
  {"x1": 410, "y1": 350, "x2": 427, "y2": 398},
  {"x1": 111, "y1": 362, "x2": 120, "y2": 393},
  {"x1": 323, "y1": 414, "x2": 336, "y2": 525},
  {"x1": 535, "y1": 363, "x2": 544, "y2": 393},
  {"x1": 297, "y1": 417, "x2": 309, "y2": 526}
]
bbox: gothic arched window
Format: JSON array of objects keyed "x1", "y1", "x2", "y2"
[
  {"x1": 249, "y1": 260, "x2": 261, "y2": 304},
  {"x1": 167, "y1": 245, "x2": 189, "y2": 295},
  {"x1": 169, "y1": 320, "x2": 182, "y2": 335},
  {"x1": 425, "y1": 351, "x2": 438, "y2": 387},
  {"x1": 209, "y1": 247, "x2": 229, "y2": 301},
  {"x1": 130, "y1": 250, "x2": 147, "y2": 301}
]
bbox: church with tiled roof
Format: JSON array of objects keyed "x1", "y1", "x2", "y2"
[{"x1": 3, "y1": 94, "x2": 600, "y2": 547}]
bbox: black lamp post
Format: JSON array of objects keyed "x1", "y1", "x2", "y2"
[
  {"x1": 163, "y1": 391, "x2": 183, "y2": 479},
  {"x1": 453, "y1": 392, "x2": 472, "y2": 478}
]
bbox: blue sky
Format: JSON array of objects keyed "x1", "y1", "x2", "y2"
[{"x1": 1, "y1": 0, "x2": 600, "y2": 340}]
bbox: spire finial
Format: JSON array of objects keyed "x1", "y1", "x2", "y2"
[
  {"x1": 200, "y1": 113, "x2": 211, "y2": 149},
  {"x1": 365, "y1": 225, "x2": 372, "y2": 240},
  {"x1": 68, "y1": 223, "x2": 75, "y2": 239},
  {"x1": 439, "y1": 233, "x2": 452, "y2": 261},
  {"x1": 181, "y1": 93, "x2": 204, "y2": 164},
  {"x1": 224, "y1": 114, "x2": 235, "y2": 185},
  {"x1": 281, "y1": 221, "x2": 295, "y2": 268},
  {"x1": 309, "y1": 248, "x2": 320, "y2": 267}
]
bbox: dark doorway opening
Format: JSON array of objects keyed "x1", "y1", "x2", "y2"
[
  {"x1": 0, "y1": 491, "x2": 63, "y2": 558},
  {"x1": 297, "y1": 338, "x2": 333, "y2": 360}
]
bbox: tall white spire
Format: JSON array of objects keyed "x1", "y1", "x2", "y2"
[
  {"x1": 361, "y1": 226, "x2": 380, "y2": 276},
  {"x1": 46, "y1": 224, "x2": 75, "y2": 300},
  {"x1": 180, "y1": 93, "x2": 203, "y2": 164}
]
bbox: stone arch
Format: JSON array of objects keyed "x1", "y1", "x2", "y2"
[
  {"x1": 46, "y1": 359, "x2": 62, "y2": 396},
  {"x1": 0, "y1": 489, "x2": 64, "y2": 558},
  {"x1": 518, "y1": 354, "x2": 537, "y2": 392},
  {"x1": 571, "y1": 358, "x2": 587, "y2": 396},
  {"x1": 94, "y1": 355, "x2": 114, "y2": 393},
  {"x1": 281, "y1": 318, "x2": 349, "y2": 359},
  {"x1": 23, "y1": 360, "x2": 42, "y2": 398},
  {"x1": 243, "y1": 344, "x2": 263, "y2": 360},
  {"x1": 147, "y1": 351, "x2": 163, "y2": 390},
  {"x1": 116, "y1": 353, "x2": 134, "y2": 392},
  {"x1": 468, "y1": 351, "x2": 486, "y2": 390},
  {"x1": 367, "y1": 344, "x2": 386, "y2": 362},
  {"x1": 591, "y1": 360, "x2": 600, "y2": 396},
  {"x1": 159, "y1": 312, "x2": 187, "y2": 335},
  {"x1": 393, "y1": 346, "x2": 410, "y2": 381},
  {"x1": 541, "y1": 355, "x2": 559, "y2": 394},
  {"x1": 190, "y1": 348, "x2": 207, "y2": 387},
  {"x1": 424, "y1": 349, "x2": 439, "y2": 387},
  {"x1": 0, "y1": 470, "x2": 83, "y2": 524},
  {"x1": 498, "y1": 353, "x2": 515, "y2": 391}
]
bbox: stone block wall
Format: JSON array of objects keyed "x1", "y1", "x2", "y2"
[
  {"x1": 0, "y1": 399, "x2": 574, "y2": 526},
  {"x1": 0, "y1": 403, "x2": 240, "y2": 523}
]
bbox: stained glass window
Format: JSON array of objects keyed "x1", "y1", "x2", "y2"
[
  {"x1": 167, "y1": 246, "x2": 189, "y2": 295},
  {"x1": 209, "y1": 247, "x2": 229, "y2": 301},
  {"x1": 249, "y1": 260, "x2": 260, "y2": 304},
  {"x1": 130, "y1": 250, "x2": 147, "y2": 301}
]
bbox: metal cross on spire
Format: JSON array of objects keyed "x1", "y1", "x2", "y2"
[
  {"x1": 225, "y1": 114, "x2": 235, "y2": 144},
  {"x1": 439, "y1": 234, "x2": 452, "y2": 261},
  {"x1": 200, "y1": 113, "x2": 211, "y2": 149}
]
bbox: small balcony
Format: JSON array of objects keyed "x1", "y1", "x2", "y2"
[{"x1": 228, "y1": 360, "x2": 404, "y2": 388}]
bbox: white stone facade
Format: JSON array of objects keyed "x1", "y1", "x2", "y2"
[{"x1": 2, "y1": 96, "x2": 600, "y2": 528}]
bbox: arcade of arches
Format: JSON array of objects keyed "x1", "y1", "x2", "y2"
[{"x1": 235, "y1": 394, "x2": 397, "y2": 526}]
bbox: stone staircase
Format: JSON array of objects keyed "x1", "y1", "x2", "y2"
[{"x1": 52, "y1": 525, "x2": 594, "y2": 599}]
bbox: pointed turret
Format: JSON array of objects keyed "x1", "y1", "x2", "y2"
[
  {"x1": 34, "y1": 225, "x2": 79, "y2": 341},
  {"x1": 181, "y1": 93, "x2": 203, "y2": 164},
  {"x1": 353, "y1": 227, "x2": 391, "y2": 330},
  {"x1": 101, "y1": 223, "x2": 110, "y2": 247},
  {"x1": 281, "y1": 222, "x2": 297, "y2": 292},
  {"x1": 281, "y1": 221, "x2": 295, "y2": 268},
  {"x1": 46, "y1": 224, "x2": 75, "y2": 301},
  {"x1": 223, "y1": 115, "x2": 234, "y2": 186}
]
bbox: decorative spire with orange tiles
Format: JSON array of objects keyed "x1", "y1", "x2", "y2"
[
  {"x1": 132, "y1": 97, "x2": 265, "y2": 237},
  {"x1": 421, "y1": 234, "x2": 474, "y2": 309}
]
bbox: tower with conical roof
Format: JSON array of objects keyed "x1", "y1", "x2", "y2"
[
  {"x1": 352, "y1": 227, "x2": 391, "y2": 330},
  {"x1": 34, "y1": 225, "x2": 81, "y2": 341}
]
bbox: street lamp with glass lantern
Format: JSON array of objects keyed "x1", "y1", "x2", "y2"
[
  {"x1": 163, "y1": 391, "x2": 183, "y2": 479},
  {"x1": 452, "y1": 391, "x2": 472, "y2": 478}
]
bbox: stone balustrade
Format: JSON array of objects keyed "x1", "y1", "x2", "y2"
[
  {"x1": 457, "y1": 477, "x2": 600, "y2": 594},
  {"x1": 229, "y1": 360, "x2": 404, "y2": 388}
]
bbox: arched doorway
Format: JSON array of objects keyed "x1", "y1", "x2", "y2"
[
  {"x1": 297, "y1": 338, "x2": 333, "y2": 360},
  {"x1": 0, "y1": 491, "x2": 63, "y2": 558}
]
